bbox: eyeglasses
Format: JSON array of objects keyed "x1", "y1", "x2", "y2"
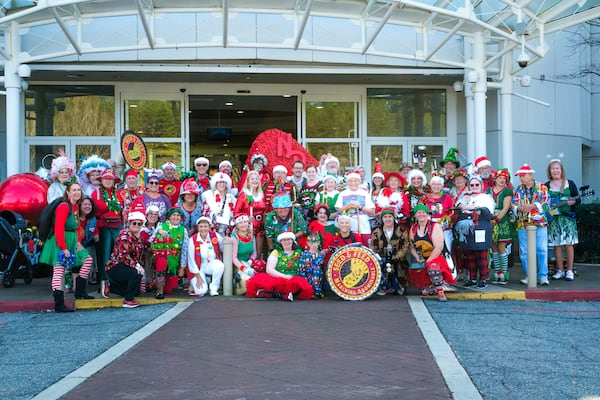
[
  {"x1": 58, "y1": 169, "x2": 70, "y2": 174},
  {"x1": 147, "y1": 181, "x2": 159, "y2": 185},
  {"x1": 130, "y1": 221, "x2": 143, "y2": 226},
  {"x1": 196, "y1": 163, "x2": 208, "y2": 167},
  {"x1": 469, "y1": 183, "x2": 481, "y2": 187}
]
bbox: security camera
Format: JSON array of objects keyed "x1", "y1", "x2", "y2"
[
  {"x1": 17, "y1": 64, "x2": 31, "y2": 78},
  {"x1": 517, "y1": 52, "x2": 530, "y2": 68},
  {"x1": 300, "y1": 90, "x2": 307, "y2": 94},
  {"x1": 180, "y1": 88, "x2": 186, "y2": 93},
  {"x1": 520, "y1": 75, "x2": 531, "y2": 87}
]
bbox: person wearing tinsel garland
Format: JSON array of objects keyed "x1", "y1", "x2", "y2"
[
  {"x1": 370, "y1": 207, "x2": 410, "y2": 296},
  {"x1": 40, "y1": 181, "x2": 95, "y2": 312},
  {"x1": 152, "y1": 207, "x2": 189, "y2": 299},
  {"x1": 264, "y1": 165, "x2": 298, "y2": 213},
  {"x1": 78, "y1": 155, "x2": 111, "y2": 197},
  {"x1": 193, "y1": 157, "x2": 211, "y2": 193},
  {"x1": 405, "y1": 168, "x2": 429, "y2": 209},
  {"x1": 231, "y1": 214, "x2": 257, "y2": 295},
  {"x1": 118, "y1": 169, "x2": 145, "y2": 225},
  {"x1": 47, "y1": 150, "x2": 77, "y2": 202},
  {"x1": 318, "y1": 174, "x2": 340, "y2": 224},
  {"x1": 201, "y1": 172, "x2": 237, "y2": 236},
  {"x1": 246, "y1": 231, "x2": 314, "y2": 301},
  {"x1": 159, "y1": 161, "x2": 182, "y2": 206},
  {"x1": 264, "y1": 192, "x2": 307, "y2": 252},
  {"x1": 91, "y1": 169, "x2": 123, "y2": 298},
  {"x1": 298, "y1": 233, "x2": 325, "y2": 299},
  {"x1": 234, "y1": 170, "x2": 267, "y2": 258},
  {"x1": 419, "y1": 176, "x2": 455, "y2": 251},
  {"x1": 186, "y1": 216, "x2": 224, "y2": 297},
  {"x1": 176, "y1": 178, "x2": 203, "y2": 235}
]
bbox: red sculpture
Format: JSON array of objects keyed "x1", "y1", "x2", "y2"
[{"x1": 0, "y1": 173, "x2": 49, "y2": 225}]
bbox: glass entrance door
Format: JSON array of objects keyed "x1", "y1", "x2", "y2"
[{"x1": 366, "y1": 141, "x2": 446, "y2": 178}]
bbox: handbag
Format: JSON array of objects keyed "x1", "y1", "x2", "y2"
[{"x1": 410, "y1": 261, "x2": 425, "y2": 270}]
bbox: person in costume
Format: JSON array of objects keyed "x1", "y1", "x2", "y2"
[
  {"x1": 194, "y1": 157, "x2": 211, "y2": 193},
  {"x1": 118, "y1": 169, "x2": 145, "y2": 225},
  {"x1": 288, "y1": 160, "x2": 307, "y2": 191},
  {"x1": 319, "y1": 174, "x2": 340, "y2": 224},
  {"x1": 408, "y1": 204, "x2": 456, "y2": 302},
  {"x1": 79, "y1": 196, "x2": 99, "y2": 285},
  {"x1": 545, "y1": 159, "x2": 580, "y2": 281},
  {"x1": 77, "y1": 155, "x2": 111, "y2": 197},
  {"x1": 370, "y1": 207, "x2": 410, "y2": 296},
  {"x1": 231, "y1": 214, "x2": 257, "y2": 295},
  {"x1": 318, "y1": 154, "x2": 344, "y2": 187},
  {"x1": 201, "y1": 172, "x2": 237, "y2": 236},
  {"x1": 234, "y1": 170, "x2": 267, "y2": 258},
  {"x1": 449, "y1": 168, "x2": 469, "y2": 281},
  {"x1": 512, "y1": 164, "x2": 551, "y2": 286},
  {"x1": 218, "y1": 160, "x2": 238, "y2": 196},
  {"x1": 298, "y1": 233, "x2": 325, "y2": 298},
  {"x1": 264, "y1": 192, "x2": 307, "y2": 252},
  {"x1": 298, "y1": 164, "x2": 322, "y2": 224},
  {"x1": 140, "y1": 205, "x2": 160, "y2": 290},
  {"x1": 131, "y1": 169, "x2": 171, "y2": 221},
  {"x1": 105, "y1": 211, "x2": 149, "y2": 308},
  {"x1": 245, "y1": 231, "x2": 314, "y2": 301},
  {"x1": 264, "y1": 164, "x2": 298, "y2": 213},
  {"x1": 406, "y1": 168, "x2": 429, "y2": 209},
  {"x1": 237, "y1": 153, "x2": 270, "y2": 193},
  {"x1": 186, "y1": 216, "x2": 224, "y2": 297},
  {"x1": 335, "y1": 171, "x2": 375, "y2": 246},
  {"x1": 176, "y1": 177, "x2": 203, "y2": 235},
  {"x1": 91, "y1": 169, "x2": 123, "y2": 299},
  {"x1": 152, "y1": 207, "x2": 189, "y2": 298},
  {"x1": 303, "y1": 204, "x2": 337, "y2": 250},
  {"x1": 474, "y1": 155, "x2": 495, "y2": 190},
  {"x1": 486, "y1": 168, "x2": 514, "y2": 284},
  {"x1": 455, "y1": 175, "x2": 495, "y2": 288},
  {"x1": 419, "y1": 176, "x2": 455, "y2": 251},
  {"x1": 159, "y1": 161, "x2": 182, "y2": 206},
  {"x1": 40, "y1": 181, "x2": 95, "y2": 312},
  {"x1": 440, "y1": 147, "x2": 460, "y2": 189},
  {"x1": 376, "y1": 171, "x2": 411, "y2": 230},
  {"x1": 47, "y1": 150, "x2": 77, "y2": 202}
]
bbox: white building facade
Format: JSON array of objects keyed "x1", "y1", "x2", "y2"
[{"x1": 1, "y1": 1, "x2": 600, "y2": 192}]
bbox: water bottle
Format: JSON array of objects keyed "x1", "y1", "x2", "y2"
[{"x1": 64, "y1": 268, "x2": 73, "y2": 291}]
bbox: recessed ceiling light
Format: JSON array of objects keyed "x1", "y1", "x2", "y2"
[
  {"x1": 237, "y1": 110, "x2": 244, "y2": 114},
  {"x1": 129, "y1": 104, "x2": 138, "y2": 108},
  {"x1": 225, "y1": 102, "x2": 234, "y2": 106},
  {"x1": 282, "y1": 95, "x2": 292, "y2": 98}
]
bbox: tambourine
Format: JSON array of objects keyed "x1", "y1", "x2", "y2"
[{"x1": 326, "y1": 243, "x2": 382, "y2": 301}]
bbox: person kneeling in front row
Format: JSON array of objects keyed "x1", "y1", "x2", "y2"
[{"x1": 187, "y1": 216, "x2": 224, "y2": 297}]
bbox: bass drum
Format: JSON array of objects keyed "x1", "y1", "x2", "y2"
[{"x1": 326, "y1": 243, "x2": 382, "y2": 301}]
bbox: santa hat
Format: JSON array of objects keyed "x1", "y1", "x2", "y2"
[
  {"x1": 373, "y1": 158, "x2": 383, "y2": 174},
  {"x1": 210, "y1": 172, "x2": 233, "y2": 190},
  {"x1": 474, "y1": 156, "x2": 492, "y2": 169},
  {"x1": 235, "y1": 214, "x2": 250, "y2": 224},
  {"x1": 219, "y1": 160, "x2": 233, "y2": 170},
  {"x1": 180, "y1": 177, "x2": 200, "y2": 197},
  {"x1": 345, "y1": 171, "x2": 361, "y2": 182},
  {"x1": 124, "y1": 169, "x2": 139, "y2": 179},
  {"x1": 407, "y1": 169, "x2": 427, "y2": 187},
  {"x1": 324, "y1": 155, "x2": 340, "y2": 168},
  {"x1": 272, "y1": 165, "x2": 288, "y2": 175},
  {"x1": 194, "y1": 157, "x2": 210, "y2": 166},
  {"x1": 100, "y1": 169, "x2": 118, "y2": 180},
  {"x1": 495, "y1": 168, "x2": 511, "y2": 181},
  {"x1": 515, "y1": 164, "x2": 535, "y2": 176}
]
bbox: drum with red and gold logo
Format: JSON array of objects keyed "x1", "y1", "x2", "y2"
[{"x1": 326, "y1": 244, "x2": 381, "y2": 301}]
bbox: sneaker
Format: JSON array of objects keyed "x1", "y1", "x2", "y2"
[
  {"x1": 283, "y1": 292, "x2": 294, "y2": 302},
  {"x1": 520, "y1": 277, "x2": 528, "y2": 285},
  {"x1": 552, "y1": 270, "x2": 565, "y2": 280},
  {"x1": 463, "y1": 280, "x2": 477, "y2": 288},
  {"x1": 101, "y1": 281, "x2": 110, "y2": 298},
  {"x1": 477, "y1": 280, "x2": 488, "y2": 289},
  {"x1": 377, "y1": 287, "x2": 390, "y2": 296},
  {"x1": 539, "y1": 277, "x2": 550, "y2": 286},
  {"x1": 565, "y1": 270, "x2": 575, "y2": 281},
  {"x1": 122, "y1": 299, "x2": 140, "y2": 308},
  {"x1": 210, "y1": 291, "x2": 219, "y2": 297},
  {"x1": 255, "y1": 289, "x2": 273, "y2": 298},
  {"x1": 155, "y1": 293, "x2": 165, "y2": 300},
  {"x1": 497, "y1": 275, "x2": 508, "y2": 285}
]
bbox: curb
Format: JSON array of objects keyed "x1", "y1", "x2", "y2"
[
  {"x1": 75, "y1": 297, "x2": 192, "y2": 310},
  {"x1": 524, "y1": 290, "x2": 600, "y2": 302}
]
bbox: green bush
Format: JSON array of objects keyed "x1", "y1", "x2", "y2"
[{"x1": 576, "y1": 202, "x2": 600, "y2": 263}]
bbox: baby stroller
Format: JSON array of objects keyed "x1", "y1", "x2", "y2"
[{"x1": 0, "y1": 210, "x2": 33, "y2": 288}]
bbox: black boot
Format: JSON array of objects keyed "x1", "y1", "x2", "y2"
[
  {"x1": 75, "y1": 277, "x2": 95, "y2": 300},
  {"x1": 53, "y1": 290, "x2": 74, "y2": 313}
]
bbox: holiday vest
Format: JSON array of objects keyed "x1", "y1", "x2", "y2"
[{"x1": 191, "y1": 231, "x2": 221, "y2": 267}]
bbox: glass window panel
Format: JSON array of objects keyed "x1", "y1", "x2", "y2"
[
  {"x1": 370, "y1": 145, "x2": 404, "y2": 173},
  {"x1": 145, "y1": 142, "x2": 183, "y2": 169},
  {"x1": 411, "y1": 144, "x2": 444, "y2": 175},
  {"x1": 29, "y1": 145, "x2": 68, "y2": 174},
  {"x1": 25, "y1": 86, "x2": 115, "y2": 137},
  {"x1": 306, "y1": 142, "x2": 359, "y2": 173},
  {"x1": 75, "y1": 145, "x2": 112, "y2": 171},
  {"x1": 367, "y1": 88, "x2": 446, "y2": 137},
  {"x1": 127, "y1": 100, "x2": 181, "y2": 138},
  {"x1": 306, "y1": 101, "x2": 356, "y2": 139}
]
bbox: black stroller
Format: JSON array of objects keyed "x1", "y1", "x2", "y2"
[{"x1": 0, "y1": 210, "x2": 33, "y2": 288}]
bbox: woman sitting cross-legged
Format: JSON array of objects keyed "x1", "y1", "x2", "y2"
[{"x1": 245, "y1": 231, "x2": 314, "y2": 301}]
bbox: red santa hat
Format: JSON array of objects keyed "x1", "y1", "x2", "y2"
[
  {"x1": 474, "y1": 156, "x2": 492, "y2": 169},
  {"x1": 515, "y1": 164, "x2": 535, "y2": 176}
]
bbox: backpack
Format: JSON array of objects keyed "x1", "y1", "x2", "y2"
[{"x1": 38, "y1": 198, "x2": 72, "y2": 242}]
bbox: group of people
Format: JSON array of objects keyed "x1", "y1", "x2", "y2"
[{"x1": 40, "y1": 147, "x2": 581, "y2": 311}]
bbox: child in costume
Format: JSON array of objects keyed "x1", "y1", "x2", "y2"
[{"x1": 298, "y1": 233, "x2": 325, "y2": 298}]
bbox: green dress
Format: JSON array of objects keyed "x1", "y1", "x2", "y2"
[
  {"x1": 40, "y1": 203, "x2": 89, "y2": 266},
  {"x1": 486, "y1": 187, "x2": 514, "y2": 243},
  {"x1": 547, "y1": 187, "x2": 579, "y2": 246},
  {"x1": 233, "y1": 231, "x2": 255, "y2": 262}
]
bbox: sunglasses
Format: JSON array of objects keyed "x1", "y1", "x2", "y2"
[
  {"x1": 130, "y1": 221, "x2": 143, "y2": 226},
  {"x1": 469, "y1": 183, "x2": 481, "y2": 187},
  {"x1": 196, "y1": 163, "x2": 208, "y2": 167},
  {"x1": 148, "y1": 181, "x2": 159, "y2": 185}
]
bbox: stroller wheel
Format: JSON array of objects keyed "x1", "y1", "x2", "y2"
[{"x1": 2, "y1": 271, "x2": 15, "y2": 288}]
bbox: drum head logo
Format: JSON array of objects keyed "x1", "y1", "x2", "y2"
[
  {"x1": 327, "y1": 245, "x2": 381, "y2": 301},
  {"x1": 120, "y1": 130, "x2": 147, "y2": 170}
]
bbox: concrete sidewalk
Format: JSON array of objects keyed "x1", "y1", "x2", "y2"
[{"x1": 1, "y1": 263, "x2": 599, "y2": 312}]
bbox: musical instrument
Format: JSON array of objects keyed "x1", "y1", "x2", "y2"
[{"x1": 326, "y1": 244, "x2": 381, "y2": 301}]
